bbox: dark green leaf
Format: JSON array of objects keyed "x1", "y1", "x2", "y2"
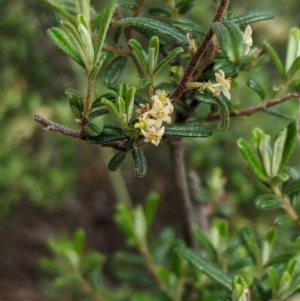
[
  {"x1": 267, "y1": 267, "x2": 279, "y2": 295},
  {"x1": 263, "y1": 41, "x2": 285, "y2": 79},
  {"x1": 47, "y1": 28, "x2": 85, "y2": 68},
  {"x1": 279, "y1": 122, "x2": 297, "y2": 171},
  {"x1": 154, "y1": 47, "x2": 184, "y2": 74},
  {"x1": 270, "y1": 174, "x2": 289, "y2": 187},
  {"x1": 132, "y1": 148, "x2": 147, "y2": 178},
  {"x1": 139, "y1": 79, "x2": 153, "y2": 88},
  {"x1": 103, "y1": 123, "x2": 123, "y2": 135},
  {"x1": 148, "y1": 8, "x2": 171, "y2": 18},
  {"x1": 92, "y1": 93, "x2": 116, "y2": 109},
  {"x1": 114, "y1": 27, "x2": 123, "y2": 44},
  {"x1": 174, "y1": 246, "x2": 232, "y2": 290},
  {"x1": 237, "y1": 138, "x2": 267, "y2": 182},
  {"x1": 264, "y1": 252, "x2": 296, "y2": 267},
  {"x1": 283, "y1": 178, "x2": 300, "y2": 194},
  {"x1": 115, "y1": 17, "x2": 190, "y2": 46},
  {"x1": 211, "y1": 94, "x2": 230, "y2": 131},
  {"x1": 93, "y1": 1, "x2": 119, "y2": 63},
  {"x1": 164, "y1": 124, "x2": 212, "y2": 137},
  {"x1": 254, "y1": 194, "x2": 281, "y2": 210},
  {"x1": 212, "y1": 21, "x2": 244, "y2": 63},
  {"x1": 87, "y1": 134, "x2": 127, "y2": 145},
  {"x1": 176, "y1": 0, "x2": 196, "y2": 15},
  {"x1": 227, "y1": 257, "x2": 254, "y2": 271},
  {"x1": 232, "y1": 10, "x2": 274, "y2": 26},
  {"x1": 287, "y1": 56, "x2": 300, "y2": 80},
  {"x1": 240, "y1": 227, "x2": 261, "y2": 265},
  {"x1": 104, "y1": 56, "x2": 128, "y2": 87},
  {"x1": 108, "y1": 152, "x2": 126, "y2": 171},
  {"x1": 213, "y1": 60, "x2": 238, "y2": 77},
  {"x1": 66, "y1": 88, "x2": 84, "y2": 118},
  {"x1": 84, "y1": 123, "x2": 101, "y2": 137},
  {"x1": 247, "y1": 79, "x2": 265, "y2": 100},
  {"x1": 134, "y1": 94, "x2": 149, "y2": 106},
  {"x1": 87, "y1": 109, "x2": 110, "y2": 120},
  {"x1": 172, "y1": 18, "x2": 206, "y2": 37}
]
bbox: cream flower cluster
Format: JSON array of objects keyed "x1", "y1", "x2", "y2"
[
  {"x1": 199, "y1": 69, "x2": 232, "y2": 100},
  {"x1": 134, "y1": 90, "x2": 173, "y2": 146}
]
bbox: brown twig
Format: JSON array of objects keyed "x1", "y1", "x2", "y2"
[
  {"x1": 170, "y1": 0, "x2": 229, "y2": 102},
  {"x1": 204, "y1": 93, "x2": 300, "y2": 122},
  {"x1": 34, "y1": 114, "x2": 127, "y2": 152}
]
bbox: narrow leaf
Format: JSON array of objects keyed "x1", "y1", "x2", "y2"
[
  {"x1": 267, "y1": 267, "x2": 279, "y2": 295},
  {"x1": 154, "y1": 47, "x2": 184, "y2": 74},
  {"x1": 212, "y1": 21, "x2": 244, "y2": 63},
  {"x1": 87, "y1": 134, "x2": 127, "y2": 145},
  {"x1": 176, "y1": 0, "x2": 196, "y2": 15},
  {"x1": 237, "y1": 138, "x2": 267, "y2": 182},
  {"x1": 84, "y1": 123, "x2": 101, "y2": 137},
  {"x1": 258, "y1": 135, "x2": 272, "y2": 176},
  {"x1": 44, "y1": 0, "x2": 77, "y2": 25},
  {"x1": 149, "y1": 36, "x2": 160, "y2": 68},
  {"x1": 104, "y1": 56, "x2": 128, "y2": 87},
  {"x1": 212, "y1": 94, "x2": 230, "y2": 131},
  {"x1": 115, "y1": 17, "x2": 190, "y2": 46},
  {"x1": 125, "y1": 86, "x2": 136, "y2": 123},
  {"x1": 247, "y1": 79, "x2": 265, "y2": 100},
  {"x1": 93, "y1": 0, "x2": 119, "y2": 63},
  {"x1": 144, "y1": 192, "x2": 159, "y2": 229},
  {"x1": 148, "y1": 8, "x2": 171, "y2": 18},
  {"x1": 131, "y1": 148, "x2": 147, "y2": 177},
  {"x1": 287, "y1": 56, "x2": 300, "y2": 81},
  {"x1": 47, "y1": 28, "x2": 85, "y2": 68},
  {"x1": 108, "y1": 152, "x2": 126, "y2": 171},
  {"x1": 274, "y1": 214, "x2": 294, "y2": 226},
  {"x1": 193, "y1": 227, "x2": 217, "y2": 259},
  {"x1": 66, "y1": 88, "x2": 84, "y2": 118},
  {"x1": 297, "y1": 104, "x2": 300, "y2": 147},
  {"x1": 263, "y1": 41, "x2": 285, "y2": 79},
  {"x1": 172, "y1": 18, "x2": 206, "y2": 37},
  {"x1": 87, "y1": 109, "x2": 110, "y2": 120},
  {"x1": 128, "y1": 39, "x2": 148, "y2": 76},
  {"x1": 164, "y1": 124, "x2": 212, "y2": 137},
  {"x1": 240, "y1": 227, "x2": 261, "y2": 265},
  {"x1": 279, "y1": 122, "x2": 296, "y2": 171},
  {"x1": 102, "y1": 97, "x2": 127, "y2": 127},
  {"x1": 254, "y1": 194, "x2": 282, "y2": 210},
  {"x1": 232, "y1": 10, "x2": 274, "y2": 26},
  {"x1": 174, "y1": 246, "x2": 232, "y2": 290},
  {"x1": 285, "y1": 27, "x2": 300, "y2": 73},
  {"x1": 272, "y1": 128, "x2": 287, "y2": 175}
]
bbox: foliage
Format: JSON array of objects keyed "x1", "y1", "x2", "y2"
[{"x1": 3, "y1": 0, "x2": 300, "y2": 300}]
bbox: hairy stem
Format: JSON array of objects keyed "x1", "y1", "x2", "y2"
[{"x1": 170, "y1": 0, "x2": 229, "y2": 102}]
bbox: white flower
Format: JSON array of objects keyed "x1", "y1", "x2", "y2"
[
  {"x1": 134, "y1": 118, "x2": 156, "y2": 131},
  {"x1": 149, "y1": 98, "x2": 172, "y2": 123},
  {"x1": 243, "y1": 25, "x2": 253, "y2": 55},
  {"x1": 212, "y1": 69, "x2": 231, "y2": 100},
  {"x1": 141, "y1": 126, "x2": 165, "y2": 146}
]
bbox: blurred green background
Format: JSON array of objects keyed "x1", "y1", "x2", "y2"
[{"x1": 1, "y1": 0, "x2": 300, "y2": 300}]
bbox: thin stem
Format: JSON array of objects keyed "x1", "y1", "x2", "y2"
[
  {"x1": 102, "y1": 44, "x2": 131, "y2": 56},
  {"x1": 167, "y1": 137, "x2": 195, "y2": 248},
  {"x1": 204, "y1": 93, "x2": 300, "y2": 122},
  {"x1": 170, "y1": 0, "x2": 229, "y2": 102},
  {"x1": 83, "y1": 79, "x2": 94, "y2": 115}
]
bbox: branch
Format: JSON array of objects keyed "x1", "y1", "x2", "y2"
[
  {"x1": 170, "y1": 0, "x2": 229, "y2": 102},
  {"x1": 34, "y1": 114, "x2": 127, "y2": 152},
  {"x1": 204, "y1": 93, "x2": 300, "y2": 122}
]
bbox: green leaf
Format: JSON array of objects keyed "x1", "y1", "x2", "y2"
[
  {"x1": 115, "y1": 17, "x2": 190, "y2": 46},
  {"x1": 279, "y1": 122, "x2": 297, "y2": 171},
  {"x1": 274, "y1": 214, "x2": 294, "y2": 226},
  {"x1": 60, "y1": 21, "x2": 90, "y2": 70},
  {"x1": 131, "y1": 148, "x2": 147, "y2": 178},
  {"x1": 227, "y1": 257, "x2": 254, "y2": 271},
  {"x1": 237, "y1": 138, "x2": 267, "y2": 182},
  {"x1": 139, "y1": 79, "x2": 153, "y2": 88},
  {"x1": 297, "y1": 104, "x2": 300, "y2": 146},
  {"x1": 154, "y1": 47, "x2": 184, "y2": 74},
  {"x1": 252, "y1": 127, "x2": 265, "y2": 149},
  {"x1": 267, "y1": 267, "x2": 279, "y2": 295},
  {"x1": 88, "y1": 52, "x2": 108, "y2": 82},
  {"x1": 133, "y1": 205, "x2": 147, "y2": 241},
  {"x1": 102, "y1": 97, "x2": 127, "y2": 127},
  {"x1": 44, "y1": 0, "x2": 77, "y2": 25},
  {"x1": 148, "y1": 8, "x2": 171, "y2": 18},
  {"x1": 87, "y1": 134, "x2": 127, "y2": 145},
  {"x1": 92, "y1": 93, "x2": 116, "y2": 109},
  {"x1": 66, "y1": 88, "x2": 84, "y2": 118},
  {"x1": 282, "y1": 178, "x2": 300, "y2": 194},
  {"x1": 172, "y1": 18, "x2": 206, "y2": 37},
  {"x1": 247, "y1": 79, "x2": 265, "y2": 100},
  {"x1": 232, "y1": 10, "x2": 274, "y2": 26},
  {"x1": 272, "y1": 127, "x2": 288, "y2": 175},
  {"x1": 212, "y1": 21, "x2": 244, "y2": 63},
  {"x1": 193, "y1": 226, "x2": 217, "y2": 259},
  {"x1": 212, "y1": 94, "x2": 230, "y2": 131},
  {"x1": 263, "y1": 41, "x2": 285, "y2": 79},
  {"x1": 77, "y1": 23, "x2": 94, "y2": 71},
  {"x1": 88, "y1": 108, "x2": 110, "y2": 120},
  {"x1": 93, "y1": 0, "x2": 119, "y2": 63},
  {"x1": 270, "y1": 174, "x2": 289, "y2": 187},
  {"x1": 254, "y1": 194, "x2": 281, "y2": 210},
  {"x1": 108, "y1": 152, "x2": 126, "y2": 171},
  {"x1": 176, "y1": 0, "x2": 196, "y2": 15},
  {"x1": 84, "y1": 122, "x2": 101, "y2": 137},
  {"x1": 128, "y1": 39, "x2": 148, "y2": 76},
  {"x1": 258, "y1": 134, "x2": 272, "y2": 176},
  {"x1": 265, "y1": 252, "x2": 296, "y2": 267},
  {"x1": 287, "y1": 56, "x2": 300, "y2": 82},
  {"x1": 114, "y1": 203, "x2": 134, "y2": 239},
  {"x1": 285, "y1": 27, "x2": 300, "y2": 73},
  {"x1": 144, "y1": 192, "x2": 159, "y2": 229},
  {"x1": 240, "y1": 227, "x2": 261, "y2": 265},
  {"x1": 104, "y1": 56, "x2": 128, "y2": 87},
  {"x1": 174, "y1": 246, "x2": 232, "y2": 290},
  {"x1": 125, "y1": 86, "x2": 137, "y2": 123},
  {"x1": 47, "y1": 28, "x2": 85, "y2": 68},
  {"x1": 164, "y1": 124, "x2": 213, "y2": 137}
]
